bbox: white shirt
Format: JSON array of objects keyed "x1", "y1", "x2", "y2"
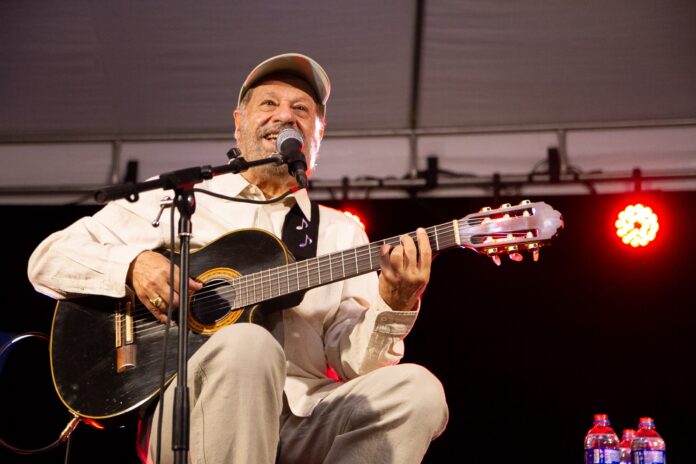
[{"x1": 27, "y1": 173, "x2": 419, "y2": 416}]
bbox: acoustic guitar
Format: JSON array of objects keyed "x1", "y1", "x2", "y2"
[{"x1": 49, "y1": 200, "x2": 563, "y2": 421}]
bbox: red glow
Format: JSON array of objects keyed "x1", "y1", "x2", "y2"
[
  {"x1": 615, "y1": 203, "x2": 659, "y2": 247},
  {"x1": 325, "y1": 366, "x2": 341, "y2": 382},
  {"x1": 82, "y1": 418, "x2": 105, "y2": 430},
  {"x1": 343, "y1": 210, "x2": 366, "y2": 230}
]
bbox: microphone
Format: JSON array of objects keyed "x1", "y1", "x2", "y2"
[{"x1": 276, "y1": 128, "x2": 308, "y2": 189}]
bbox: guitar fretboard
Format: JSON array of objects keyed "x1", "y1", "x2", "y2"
[{"x1": 229, "y1": 221, "x2": 461, "y2": 308}]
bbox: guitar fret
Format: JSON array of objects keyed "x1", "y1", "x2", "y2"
[
  {"x1": 341, "y1": 251, "x2": 345, "y2": 278},
  {"x1": 329, "y1": 254, "x2": 333, "y2": 282},
  {"x1": 433, "y1": 224, "x2": 439, "y2": 251},
  {"x1": 317, "y1": 257, "x2": 322, "y2": 285},
  {"x1": 264, "y1": 269, "x2": 268, "y2": 299},
  {"x1": 272, "y1": 268, "x2": 278, "y2": 298},
  {"x1": 295, "y1": 263, "x2": 300, "y2": 291},
  {"x1": 244, "y1": 275, "x2": 248, "y2": 307},
  {"x1": 305, "y1": 260, "x2": 310, "y2": 288}
]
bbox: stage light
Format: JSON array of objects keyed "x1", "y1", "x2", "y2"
[
  {"x1": 615, "y1": 203, "x2": 659, "y2": 247},
  {"x1": 343, "y1": 210, "x2": 366, "y2": 230}
]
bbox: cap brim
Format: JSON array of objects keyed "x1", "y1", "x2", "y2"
[{"x1": 238, "y1": 53, "x2": 331, "y2": 110}]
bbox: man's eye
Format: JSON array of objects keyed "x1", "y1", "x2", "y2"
[
  {"x1": 294, "y1": 105, "x2": 309, "y2": 112},
  {"x1": 261, "y1": 100, "x2": 276, "y2": 107}
]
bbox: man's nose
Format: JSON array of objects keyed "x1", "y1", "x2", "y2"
[{"x1": 272, "y1": 102, "x2": 295, "y2": 125}]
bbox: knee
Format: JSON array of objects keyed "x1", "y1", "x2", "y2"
[
  {"x1": 393, "y1": 364, "x2": 449, "y2": 434},
  {"x1": 199, "y1": 323, "x2": 286, "y2": 376}
]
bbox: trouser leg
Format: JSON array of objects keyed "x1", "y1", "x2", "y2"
[
  {"x1": 148, "y1": 323, "x2": 286, "y2": 464},
  {"x1": 278, "y1": 363, "x2": 449, "y2": 464}
]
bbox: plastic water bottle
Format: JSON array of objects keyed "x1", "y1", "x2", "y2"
[
  {"x1": 585, "y1": 414, "x2": 620, "y2": 464},
  {"x1": 619, "y1": 429, "x2": 635, "y2": 464},
  {"x1": 631, "y1": 417, "x2": 666, "y2": 464}
]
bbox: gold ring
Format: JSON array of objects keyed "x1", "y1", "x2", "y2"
[{"x1": 149, "y1": 296, "x2": 163, "y2": 308}]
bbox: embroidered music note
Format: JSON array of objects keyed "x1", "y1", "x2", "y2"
[
  {"x1": 299, "y1": 235, "x2": 313, "y2": 248},
  {"x1": 296, "y1": 218, "x2": 309, "y2": 230}
]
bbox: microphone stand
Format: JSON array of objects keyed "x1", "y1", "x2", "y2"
[{"x1": 95, "y1": 155, "x2": 284, "y2": 464}]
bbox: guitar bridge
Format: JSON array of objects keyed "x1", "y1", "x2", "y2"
[{"x1": 115, "y1": 297, "x2": 137, "y2": 373}]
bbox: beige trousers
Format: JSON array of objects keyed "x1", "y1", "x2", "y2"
[{"x1": 148, "y1": 323, "x2": 448, "y2": 464}]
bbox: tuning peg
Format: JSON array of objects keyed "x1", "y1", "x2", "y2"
[
  {"x1": 532, "y1": 249, "x2": 540, "y2": 262},
  {"x1": 491, "y1": 255, "x2": 502, "y2": 266},
  {"x1": 520, "y1": 199, "x2": 531, "y2": 205},
  {"x1": 501, "y1": 203, "x2": 511, "y2": 209},
  {"x1": 522, "y1": 210, "x2": 531, "y2": 217},
  {"x1": 485, "y1": 247, "x2": 498, "y2": 255},
  {"x1": 506, "y1": 245, "x2": 519, "y2": 253},
  {"x1": 480, "y1": 206, "x2": 492, "y2": 212},
  {"x1": 508, "y1": 252, "x2": 524, "y2": 262}
]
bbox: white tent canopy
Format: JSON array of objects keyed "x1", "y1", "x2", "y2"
[{"x1": 2, "y1": 0, "x2": 695, "y2": 202}]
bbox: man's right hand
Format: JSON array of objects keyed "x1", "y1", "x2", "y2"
[{"x1": 127, "y1": 250, "x2": 203, "y2": 323}]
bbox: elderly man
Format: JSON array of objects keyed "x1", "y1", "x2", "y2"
[{"x1": 28, "y1": 53, "x2": 448, "y2": 463}]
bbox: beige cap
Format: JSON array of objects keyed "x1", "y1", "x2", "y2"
[{"x1": 238, "y1": 53, "x2": 331, "y2": 111}]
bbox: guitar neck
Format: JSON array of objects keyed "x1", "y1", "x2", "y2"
[{"x1": 231, "y1": 221, "x2": 461, "y2": 308}]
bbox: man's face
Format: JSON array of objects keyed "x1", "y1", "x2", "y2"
[{"x1": 233, "y1": 76, "x2": 324, "y2": 185}]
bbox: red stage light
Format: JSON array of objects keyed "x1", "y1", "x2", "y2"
[
  {"x1": 615, "y1": 203, "x2": 659, "y2": 247},
  {"x1": 343, "y1": 211, "x2": 366, "y2": 230}
]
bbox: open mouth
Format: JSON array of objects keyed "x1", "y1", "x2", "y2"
[{"x1": 262, "y1": 133, "x2": 278, "y2": 142}]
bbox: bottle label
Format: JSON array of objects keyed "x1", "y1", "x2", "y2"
[
  {"x1": 631, "y1": 450, "x2": 666, "y2": 464},
  {"x1": 585, "y1": 449, "x2": 620, "y2": 464}
]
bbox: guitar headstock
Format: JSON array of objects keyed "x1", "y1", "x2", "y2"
[{"x1": 458, "y1": 200, "x2": 563, "y2": 262}]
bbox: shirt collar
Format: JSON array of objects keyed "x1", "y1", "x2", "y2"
[{"x1": 213, "y1": 173, "x2": 313, "y2": 221}]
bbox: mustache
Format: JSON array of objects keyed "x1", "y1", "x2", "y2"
[{"x1": 258, "y1": 124, "x2": 296, "y2": 139}]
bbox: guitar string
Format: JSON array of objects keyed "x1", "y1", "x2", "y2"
[
  {"x1": 130, "y1": 225, "x2": 462, "y2": 336},
  {"x1": 152, "y1": 215, "x2": 510, "y2": 310},
  {"x1": 127, "y1": 216, "x2": 539, "y2": 336},
  {"x1": 131, "y1": 223, "x2": 538, "y2": 336},
  {"x1": 132, "y1": 229, "x2": 536, "y2": 338},
  {"x1": 166, "y1": 219, "x2": 533, "y2": 310}
]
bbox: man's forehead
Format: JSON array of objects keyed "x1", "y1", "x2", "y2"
[{"x1": 250, "y1": 73, "x2": 319, "y2": 103}]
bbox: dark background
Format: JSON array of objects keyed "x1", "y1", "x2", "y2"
[{"x1": 1, "y1": 191, "x2": 694, "y2": 463}]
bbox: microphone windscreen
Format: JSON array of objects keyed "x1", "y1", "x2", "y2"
[{"x1": 276, "y1": 128, "x2": 304, "y2": 154}]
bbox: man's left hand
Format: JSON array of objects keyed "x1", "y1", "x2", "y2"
[{"x1": 379, "y1": 228, "x2": 432, "y2": 312}]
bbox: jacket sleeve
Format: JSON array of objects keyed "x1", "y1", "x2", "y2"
[
  {"x1": 322, "y1": 215, "x2": 420, "y2": 380},
  {"x1": 27, "y1": 200, "x2": 165, "y2": 299}
]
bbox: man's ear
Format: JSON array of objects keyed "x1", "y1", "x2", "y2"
[{"x1": 233, "y1": 109, "x2": 241, "y2": 141}]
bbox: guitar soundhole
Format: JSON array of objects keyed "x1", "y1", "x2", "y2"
[{"x1": 190, "y1": 279, "x2": 236, "y2": 326}]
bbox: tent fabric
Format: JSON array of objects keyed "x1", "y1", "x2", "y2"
[
  {"x1": 2, "y1": 0, "x2": 695, "y2": 139},
  {"x1": 1, "y1": 1, "x2": 695, "y2": 203}
]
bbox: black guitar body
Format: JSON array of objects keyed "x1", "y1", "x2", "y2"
[{"x1": 50, "y1": 229, "x2": 303, "y2": 420}]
